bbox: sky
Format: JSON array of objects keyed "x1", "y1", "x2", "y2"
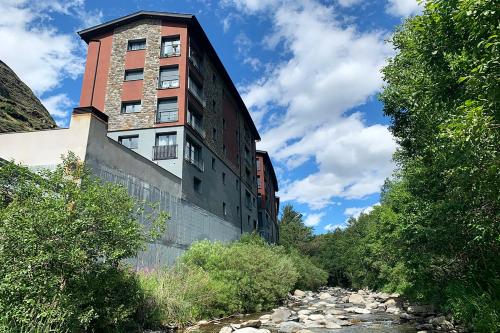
[{"x1": 0, "y1": 0, "x2": 423, "y2": 234}]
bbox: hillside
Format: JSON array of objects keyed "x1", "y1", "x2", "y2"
[{"x1": 0, "y1": 60, "x2": 57, "y2": 133}]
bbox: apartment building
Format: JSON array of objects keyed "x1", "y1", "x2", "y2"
[
  {"x1": 256, "y1": 151, "x2": 280, "y2": 243},
  {"x1": 77, "y1": 11, "x2": 261, "y2": 234}
]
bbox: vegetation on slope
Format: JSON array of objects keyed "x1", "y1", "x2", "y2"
[{"x1": 0, "y1": 60, "x2": 56, "y2": 133}]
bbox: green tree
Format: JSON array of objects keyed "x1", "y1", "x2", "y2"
[
  {"x1": 0, "y1": 154, "x2": 167, "y2": 332},
  {"x1": 278, "y1": 204, "x2": 315, "y2": 254}
]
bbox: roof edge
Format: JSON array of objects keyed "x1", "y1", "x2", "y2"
[{"x1": 257, "y1": 150, "x2": 278, "y2": 191}]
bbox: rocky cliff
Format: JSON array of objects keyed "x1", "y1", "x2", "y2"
[{"x1": 0, "y1": 60, "x2": 57, "y2": 133}]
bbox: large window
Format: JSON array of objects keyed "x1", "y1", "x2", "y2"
[
  {"x1": 189, "y1": 42, "x2": 203, "y2": 70},
  {"x1": 156, "y1": 98, "x2": 178, "y2": 123},
  {"x1": 127, "y1": 39, "x2": 146, "y2": 51},
  {"x1": 185, "y1": 138, "x2": 203, "y2": 171},
  {"x1": 159, "y1": 66, "x2": 179, "y2": 89},
  {"x1": 161, "y1": 36, "x2": 180, "y2": 57},
  {"x1": 153, "y1": 133, "x2": 177, "y2": 160},
  {"x1": 188, "y1": 75, "x2": 204, "y2": 103},
  {"x1": 187, "y1": 108, "x2": 204, "y2": 136},
  {"x1": 118, "y1": 135, "x2": 138, "y2": 149},
  {"x1": 124, "y1": 69, "x2": 143, "y2": 81},
  {"x1": 121, "y1": 101, "x2": 141, "y2": 114}
]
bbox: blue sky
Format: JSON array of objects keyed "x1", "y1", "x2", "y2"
[{"x1": 0, "y1": 0, "x2": 423, "y2": 234}]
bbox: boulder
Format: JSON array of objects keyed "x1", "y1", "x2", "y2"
[
  {"x1": 296, "y1": 330, "x2": 313, "y2": 333},
  {"x1": 240, "y1": 320, "x2": 261, "y2": 328},
  {"x1": 297, "y1": 310, "x2": 310, "y2": 316},
  {"x1": 386, "y1": 306, "x2": 401, "y2": 314},
  {"x1": 303, "y1": 321, "x2": 324, "y2": 328},
  {"x1": 233, "y1": 328, "x2": 270, "y2": 333},
  {"x1": 309, "y1": 314, "x2": 325, "y2": 322},
  {"x1": 407, "y1": 305, "x2": 435, "y2": 315},
  {"x1": 348, "y1": 294, "x2": 365, "y2": 304},
  {"x1": 219, "y1": 326, "x2": 233, "y2": 333},
  {"x1": 345, "y1": 307, "x2": 370, "y2": 314},
  {"x1": 384, "y1": 299, "x2": 397, "y2": 307},
  {"x1": 272, "y1": 308, "x2": 292, "y2": 323},
  {"x1": 277, "y1": 321, "x2": 305, "y2": 333},
  {"x1": 327, "y1": 309, "x2": 345, "y2": 315},
  {"x1": 294, "y1": 290, "x2": 306, "y2": 297},
  {"x1": 335, "y1": 319, "x2": 352, "y2": 326},
  {"x1": 325, "y1": 322, "x2": 342, "y2": 329},
  {"x1": 319, "y1": 292, "x2": 332, "y2": 300},
  {"x1": 430, "y1": 316, "x2": 454, "y2": 330},
  {"x1": 400, "y1": 313, "x2": 414, "y2": 321},
  {"x1": 259, "y1": 315, "x2": 271, "y2": 321}
]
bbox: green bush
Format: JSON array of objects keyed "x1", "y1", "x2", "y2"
[
  {"x1": 181, "y1": 234, "x2": 299, "y2": 315},
  {"x1": 287, "y1": 249, "x2": 328, "y2": 291},
  {"x1": 0, "y1": 155, "x2": 166, "y2": 332},
  {"x1": 137, "y1": 265, "x2": 219, "y2": 328}
]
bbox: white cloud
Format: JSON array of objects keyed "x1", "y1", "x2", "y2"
[
  {"x1": 41, "y1": 93, "x2": 74, "y2": 127},
  {"x1": 324, "y1": 223, "x2": 345, "y2": 232},
  {"x1": 337, "y1": 0, "x2": 362, "y2": 7},
  {"x1": 225, "y1": 0, "x2": 396, "y2": 210},
  {"x1": 344, "y1": 202, "x2": 380, "y2": 219},
  {"x1": 303, "y1": 212, "x2": 325, "y2": 226},
  {"x1": 0, "y1": 0, "x2": 86, "y2": 96},
  {"x1": 386, "y1": 0, "x2": 423, "y2": 17}
]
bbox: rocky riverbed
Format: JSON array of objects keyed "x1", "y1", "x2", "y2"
[{"x1": 186, "y1": 287, "x2": 465, "y2": 333}]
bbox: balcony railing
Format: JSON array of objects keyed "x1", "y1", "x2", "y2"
[
  {"x1": 156, "y1": 109, "x2": 178, "y2": 123},
  {"x1": 185, "y1": 156, "x2": 204, "y2": 171},
  {"x1": 153, "y1": 145, "x2": 177, "y2": 160},
  {"x1": 187, "y1": 119, "x2": 206, "y2": 138},
  {"x1": 158, "y1": 79, "x2": 179, "y2": 89}
]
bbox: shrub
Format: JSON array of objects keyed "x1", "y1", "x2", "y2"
[
  {"x1": 0, "y1": 155, "x2": 167, "y2": 331},
  {"x1": 286, "y1": 249, "x2": 328, "y2": 291},
  {"x1": 181, "y1": 234, "x2": 299, "y2": 315}
]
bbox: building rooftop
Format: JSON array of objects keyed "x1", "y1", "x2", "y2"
[{"x1": 77, "y1": 10, "x2": 260, "y2": 141}]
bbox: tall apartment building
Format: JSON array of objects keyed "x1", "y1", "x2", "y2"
[
  {"x1": 256, "y1": 151, "x2": 280, "y2": 243},
  {"x1": 77, "y1": 11, "x2": 261, "y2": 234}
]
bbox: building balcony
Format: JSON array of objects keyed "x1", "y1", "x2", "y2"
[
  {"x1": 188, "y1": 87, "x2": 205, "y2": 107},
  {"x1": 158, "y1": 79, "x2": 179, "y2": 89},
  {"x1": 152, "y1": 144, "x2": 177, "y2": 160},
  {"x1": 156, "y1": 109, "x2": 179, "y2": 123},
  {"x1": 187, "y1": 119, "x2": 206, "y2": 138},
  {"x1": 185, "y1": 156, "x2": 204, "y2": 171}
]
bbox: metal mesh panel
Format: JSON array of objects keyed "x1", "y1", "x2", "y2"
[{"x1": 94, "y1": 165, "x2": 241, "y2": 268}]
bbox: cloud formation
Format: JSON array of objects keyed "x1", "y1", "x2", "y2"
[
  {"x1": 386, "y1": 0, "x2": 423, "y2": 17},
  {"x1": 304, "y1": 212, "x2": 325, "y2": 227}
]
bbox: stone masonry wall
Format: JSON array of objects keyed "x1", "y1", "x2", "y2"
[{"x1": 104, "y1": 19, "x2": 161, "y2": 131}]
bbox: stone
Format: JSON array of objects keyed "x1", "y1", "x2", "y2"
[
  {"x1": 303, "y1": 321, "x2": 324, "y2": 328},
  {"x1": 233, "y1": 328, "x2": 270, "y2": 333},
  {"x1": 336, "y1": 315, "x2": 348, "y2": 320},
  {"x1": 430, "y1": 316, "x2": 454, "y2": 330},
  {"x1": 297, "y1": 310, "x2": 310, "y2": 315},
  {"x1": 407, "y1": 305, "x2": 435, "y2": 315},
  {"x1": 272, "y1": 308, "x2": 292, "y2": 323},
  {"x1": 365, "y1": 302, "x2": 379, "y2": 309},
  {"x1": 325, "y1": 322, "x2": 342, "y2": 329},
  {"x1": 309, "y1": 314, "x2": 325, "y2": 322},
  {"x1": 231, "y1": 324, "x2": 241, "y2": 330},
  {"x1": 296, "y1": 330, "x2": 314, "y2": 333},
  {"x1": 400, "y1": 313, "x2": 414, "y2": 320},
  {"x1": 259, "y1": 315, "x2": 271, "y2": 321},
  {"x1": 319, "y1": 292, "x2": 332, "y2": 300},
  {"x1": 240, "y1": 320, "x2": 261, "y2": 328},
  {"x1": 348, "y1": 294, "x2": 365, "y2": 304},
  {"x1": 386, "y1": 306, "x2": 401, "y2": 314},
  {"x1": 277, "y1": 321, "x2": 305, "y2": 333},
  {"x1": 219, "y1": 326, "x2": 233, "y2": 333},
  {"x1": 198, "y1": 320, "x2": 209, "y2": 325},
  {"x1": 345, "y1": 307, "x2": 370, "y2": 314},
  {"x1": 417, "y1": 331, "x2": 429, "y2": 333},
  {"x1": 416, "y1": 324, "x2": 434, "y2": 330},
  {"x1": 294, "y1": 290, "x2": 306, "y2": 297},
  {"x1": 335, "y1": 320, "x2": 352, "y2": 326},
  {"x1": 327, "y1": 309, "x2": 345, "y2": 315},
  {"x1": 390, "y1": 293, "x2": 400, "y2": 298},
  {"x1": 298, "y1": 314, "x2": 308, "y2": 322},
  {"x1": 342, "y1": 296, "x2": 349, "y2": 303},
  {"x1": 384, "y1": 299, "x2": 397, "y2": 306}
]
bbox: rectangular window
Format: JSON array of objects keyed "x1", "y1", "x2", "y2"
[
  {"x1": 118, "y1": 135, "x2": 139, "y2": 149},
  {"x1": 257, "y1": 175, "x2": 261, "y2": 189},
  {"x1": 161, "y1": 36, "x2": 180, "y2": 57},
  {"x1": 222, "y1": 172, "x2": 226, "y2": 185},
  {"x1": 245, "y1": 190, "x2": 252, "y2": 209},
  {"x1": 189, "y1": 41, "x2": 203, "y2": 70},
  {"x1": 153, "y1": 133, "x2": 177, "y2": 160},
  {"x1": 223, "y1": 144, "x2": 227, "y2": 157},
  {"x1": 211, "y1": 157, "x2": 216, "y2": 170},
  {"x1": 159, "y1": 66, "x2": 179, "y2": 89},
  {"x1": 237, "y1": 206, "x2": 240, "y2": 217},
  {"x1": 187, "y1": 109, "x2": 204, "y2": 136},
  {"x1": 185, "y1": 138, "x2": 203, "y2": 171},
  {"x1": 157, "y1": 98, "x2": 178, "y2": 123},
  {"x1": 127, "y1": 39, "x2": 146, "y2": 51},
  {"x1": 194, "y1": 177, "x2": 202, "y2": 193},
  {"x1": 256, "y1": 159, "x2": 261, "y2": 171},
  {"x1": 188, "y1": 75, "x2": 204, "y2": 103},
  {"x1": 223, "y1": 202, "x2": 227, "y2": 216},
  {"x1": 124, "y1": 69, "x2": 143, "y2": 81},
  {"x1": 121, "y1": 101, "x2": 141, "y2": 114}
]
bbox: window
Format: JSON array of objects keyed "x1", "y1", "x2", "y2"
[
  {"x1": 245, "y1": 190, "x2": 252, "y2": 209},
  {"x1": 124, "y1": 69, "x2": 143, "y2": 81},
  {"x1": 247, "y1": 215, "x2": 251, "y2": 226},
  {"x1": 222, "y1": 172, "x2": 226, "y2": 185},
  {"x1": 127, "y1": 39, "x2": 146, "y2": 51},
  {"x1": 121, "y1": 101, "x2": 141, "y2": 114},
  {"x1": 188, "y1": 75, "x2": 203, "y2": 103},
  {"x1": 153, "y1": 133, "x2": 177, "y2": 160},
  {"x1": 257, "y1": 175, "x2": 261, "y2": 189},
  {"x1": 236, "y1": 179, "x2": 239, "y2": 189},
  {"x1": 189, "y1": 42, "x2": 203, "y2": 70},
  {"x1": 161, "y1": 36, "x2": 180, "y2": 57},
  {"x1": 253, "y1": 220, "x2": 257, "y2": 230},
  {"x1": 159, "y1": 66, "x2": 179, "y2": 88},
  {"x1": 237, "y1": 206, "x2": 240, "y2": 217},
  {"x1": 118, "y1": 135, "x2": 138, "y2": 149},
  {"x1": 212, "y1": 73, "x2": 216, "y2": 83},
  {"x1": 245, "y1": 167, "x2": 251, "y2": 181},
  {"x1": 212, "y1": 157, "x2": 216, "y2": 170},
  {"x1": 256, "y1": 159, "x2": 261, "y2": 171},
  {"x1": 157, "y1": 98, "x2": 178, "y2": 123},
  {"x1": 212, "y1": 128, "x2": 217, "y2": 140},
  {"x1": 187, "y1": 109, "x2": 204, "y2": 136},
  {"x1": 194, "y1": 177, "x2": 202, "y2": 193},
  {"x1": 223, "y1": 202, "x2": 227, "y2": 216},
  {"x1": 223, "y1": 144, "x2": 227, "y2": 156},
  {"x1": 222, "y1": 118, "x2": 226, "y2": 130},
  {"x1": 244, "y1": 146, "x2": 250, "y2": 162},
  {"x1": 185, "y1": 138, "x2": 203, "y2": 170}
]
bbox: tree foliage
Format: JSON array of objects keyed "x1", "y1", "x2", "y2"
[
  {"x1": 278, "y1": 204, "x2": 316, "y2": 255},
  {"x1": 0, "y1": 154, "x2": 167, "y2": 331}
]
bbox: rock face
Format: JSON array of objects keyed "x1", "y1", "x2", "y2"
[{"x1": 0, "y1": 60, "x2": 56, "y2": 133}]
